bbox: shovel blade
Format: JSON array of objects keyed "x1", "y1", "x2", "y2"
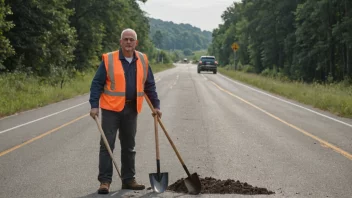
[
  {"x1": 149, "y1": 172, "x2": 169, "y2": 193},
  {"x1": 184, "y1": 173, "x2": 202, "y2": 195}
]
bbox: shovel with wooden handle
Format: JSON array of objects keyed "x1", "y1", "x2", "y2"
[
  {"x1": 144, "y1": 95, "x2": 202, "y2": 195},
  {"x1": 149, "y1": 113, "x2": 169, "y2": 193}
]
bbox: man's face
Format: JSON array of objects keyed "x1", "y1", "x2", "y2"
[{"x1": 120, "y1": 31, "x2": 138, "y2": 53}]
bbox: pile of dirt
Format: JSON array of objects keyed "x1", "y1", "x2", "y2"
[{"x1": 167, "y1": 176, "x2": 275, "y2": 195}]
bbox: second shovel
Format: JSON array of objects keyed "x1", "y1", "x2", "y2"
[{"x1": 149, "y1": 114, "x2": 168, "y2": 193}]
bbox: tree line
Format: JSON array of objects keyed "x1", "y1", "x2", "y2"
[
  {"x1": 209, "y1": 0, "x2": 352, "y2": 83},
  {"x1": 149, "y1": 17, "x2": 212, "y2": 51},
  {"x1": 0, "y1": 0, "x2": 164, "y2": 79}
]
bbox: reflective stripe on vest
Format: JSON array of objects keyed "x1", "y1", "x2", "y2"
[
  {"x1": 137, "y1": 51, "x2": 148, "y2": 97},
  {"x1": 107, "y1": 52, "x2": 116, "y2": 91}
]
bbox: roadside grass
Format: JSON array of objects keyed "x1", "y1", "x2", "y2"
[
  {"x1": 183, "y1": 49, "x2": 207, "y2": 61},
  {"x1": 218, "y1": 67, "x2": 352, "y2": 118},
  {"x1": 192, "y1": 50, "x2": 208, "y2": 58},
  {"x1": 0, "y1": 63, "x2": 174, "y2": 118},
  {"x1": 150, "y1": 63, "x2": 175, "y2": 73}
]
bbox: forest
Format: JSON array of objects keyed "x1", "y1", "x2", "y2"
[
  {"x1": 2, "y1": 0, "x2": 352, "y2": 84},
  {"x1": 209, "y1": 0, "x2": 352, "y2": 83},
  {"x1": 0, "y1": 0, "x2": 156, "y2": 79},
  {"x1": 149, "y1": 17, "x2": 212, "y2": 51},
  {"x1": 0, "y1": 0, "x2": 212, "y2": 81}
]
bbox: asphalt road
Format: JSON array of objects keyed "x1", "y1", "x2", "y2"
[{"x1": 1, "y1": 63, "x2": 351, "y2": 198}]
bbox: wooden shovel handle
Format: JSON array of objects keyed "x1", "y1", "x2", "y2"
[
  {"x1": 154, "y1": 114, "x2": 160, "y2": 161},
  {"x1": 144, "y1": 94, "x2": 192, "y2": 177},
  {"x1": 94, "y1": 116, "x2": 122, "y2": 180}
]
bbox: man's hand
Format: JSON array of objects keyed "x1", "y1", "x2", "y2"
[
  {"x1": 152, "y1": 108, "x2": 162, "y2": 118},
  {"x1": 90, "y1": 108, "x2": 99, "y2": 119}
]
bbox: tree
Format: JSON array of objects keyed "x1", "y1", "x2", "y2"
[
  {"x1": 1, "y1": 0, "x2": 156, "y2": 76},
  {"x1": 67, "y1": 0, "x2": 153, "y2": 70},
  {"x1": 209, "y1": 0, "x2": 352, "y2": 83},
  {"x1": 148, "y1": 17, "x2": 212, "y2": 51},
  {"x1": 152, "y1": 30, "x2": 163, "y2": 49},
  {"x1": 183, "y1": 48, "x2": 193, "y2": 56},
  {"x1": 0, "y1": 0, "x2": 14, "y2": 69},
  {"x1": 4, "y1": 0, "x2": 77, "y2": 76}
]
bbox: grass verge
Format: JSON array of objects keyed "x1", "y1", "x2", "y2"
[
  {"x1": 150, "y1": 63, "x2": 175, "y2": 73},
  {"x1": 0, "y1": 63, "x2": 174, "y2": 118},
  {"x1": 218, "y1": 67, "x2": 352, "y2": 118}
]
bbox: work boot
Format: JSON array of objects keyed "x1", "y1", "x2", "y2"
[
  {"x1": 98, "y1": 182, "x2": 110, "y2": 194},
  {"x1": 122, "y1": 179, "x2": 145, "y2": 190}
]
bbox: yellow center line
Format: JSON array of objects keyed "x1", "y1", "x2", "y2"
[
  {"x1": 211, "y1": 81, "x2": 352, "y2": 161},
  {"x1": 0, "y1": 114, "x2": 89, "y2": 157}
]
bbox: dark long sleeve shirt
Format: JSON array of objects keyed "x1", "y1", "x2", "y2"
[{"x1": 89, "y1": 51, "x2": 160, "y2": 110}]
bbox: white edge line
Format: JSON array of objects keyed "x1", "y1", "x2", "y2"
[
  {"x1": 218, "y1": 73, "x2": 352, "y2": 128},
  {"x1": 1, "y1": 75, "x2": 161, "y2": 134},
  {"x1": 0, "y1": 102, "x2": 88, "y2": 134}
]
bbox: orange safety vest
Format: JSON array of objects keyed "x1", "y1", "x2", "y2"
[{"x1": 99, "y1": 50, "x2": 148, "y2": 113}]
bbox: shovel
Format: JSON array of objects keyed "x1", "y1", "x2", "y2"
[
  {"x1": 149, "y1": 114, "x2": 169, "y2": 193},
  {"x1": 94, "y1": 116, "x2": 122, "y2": 181},
  {"x1": 144, "y1": 95, "x2": 202, "y2": 195}
]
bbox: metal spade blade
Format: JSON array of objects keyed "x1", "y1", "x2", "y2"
[
  {"x1": 149, "y1": 172, "x2": 169, "y2": 193},
  {"x1": 184, "y1": 172, "x2": 201, "y2": 195}
]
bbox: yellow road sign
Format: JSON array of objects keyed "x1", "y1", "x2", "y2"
[{"x1": 231, "y1": 43, "x2": 239, "y2": 51}]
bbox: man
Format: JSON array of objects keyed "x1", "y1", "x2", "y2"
[{"x1": 89, "y1": 28, "x2": 162, "y2": 194}]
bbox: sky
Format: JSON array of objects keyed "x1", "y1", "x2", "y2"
[{"x1": 138, "y1": 0, "x2": 241, "y2": 32}]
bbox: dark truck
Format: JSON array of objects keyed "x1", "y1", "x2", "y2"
[{"x1": 197, "y1": 56, "x2": 218, "y2": 74}]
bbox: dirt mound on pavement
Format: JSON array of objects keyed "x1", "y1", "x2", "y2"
[{"x1": 167, "y1": 176, "x2": 275, "y2": 195}]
